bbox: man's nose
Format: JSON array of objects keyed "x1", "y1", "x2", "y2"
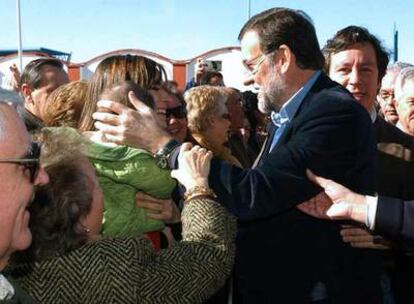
[
  {"x1": 243, "y1": 74, "x2": 255, "y2": 86},
  {"x1": 348, "y1": 68, "x2": 362, "y2": 85}
]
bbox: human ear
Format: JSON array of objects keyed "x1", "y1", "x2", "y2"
[
  {"x1": 278, "y1": 44, "x2": 292, "y2": 74},
  {"x1": 20, "y1": 83, "x2": 34, "y2": 105}
]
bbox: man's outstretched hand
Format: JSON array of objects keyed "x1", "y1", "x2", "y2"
[{"x1": 297, "y1": 170, "x2": 367, "y2": 224}]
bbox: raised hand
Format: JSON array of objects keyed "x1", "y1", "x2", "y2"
[{"x1": 171, "y1": 143, "x2": 213, "y2": 190}]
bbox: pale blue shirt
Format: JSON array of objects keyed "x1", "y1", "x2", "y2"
[{"x1": 269, "y1": 70, "x2": 322, "y2": 153}]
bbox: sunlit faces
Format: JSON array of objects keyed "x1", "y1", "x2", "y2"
[
  {"x1": 378, "y1": 70, "x2": 399, "y2": 124},
  {"x1": 150, "y1": 87, "x2": 188, "y2": 142},
  {"x1": 0, "y1": 105, "x2": 49, "y2": 268},
  {"x1": 395, "y1": 78, "x2": 414, "y2": 136},
  {"x1": 28, "y1": 65, "x2": 69, "y2": 121},
  {"x1": 78, "y1": 158, "x2": 104, "y2": 240},
  {"x1": 240, "y1": 30, "x2": 286, "y2": 114},
  {"x1": 328, "y1": 42, "x2": 380, "y2": 112}
]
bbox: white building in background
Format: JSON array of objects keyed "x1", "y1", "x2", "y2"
[
  {"x1": 78, "y1": 49, "x2": 174, "y2": 81},
  {"x1": 185, "y1": 46, "x2": 252, "y2": 91},
  {"x1": 0, "y1": 48, "x2": 70, "y2": 90},
  {"x1": 0, "y1": 46, "x2": 254, "y2": 92}
]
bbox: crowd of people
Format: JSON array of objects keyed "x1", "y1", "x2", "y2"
[{"x1": 1, "y1": 6, "x2": 414, "y2": 304}]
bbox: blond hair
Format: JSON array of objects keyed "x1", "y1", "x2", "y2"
[{"x1": 184, "y1": 85, "x2": 227, "y2": 133}]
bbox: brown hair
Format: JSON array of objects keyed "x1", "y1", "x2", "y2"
[
  {"x1": 323, "y1": 26, "x2": 389, "y2": 83},
  {"x1": 78, "y1": 55, "x2": 166, "y2": 131},
  {"x1": 200, "y1": 71, "x2": 224, "y2": 86},
  {"x1": 99, "y1": 80, "x2": 155, "y2": 110},
  {"x1": 20, "y1": 58, "x2": 65, "y2": 90},
  {"x1": 43, "y1": 80, "x2": 88, "y2": 127},
  {"x1": 239, "y1": 8, "x2": 324, "y2": 70},
  {"x1": 161, "y1": 81, "x2": 186, "y2": 107}
]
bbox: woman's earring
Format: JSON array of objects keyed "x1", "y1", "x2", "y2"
[{"x1": 82, "y1": 226, "x2": 90, "y2": 233}]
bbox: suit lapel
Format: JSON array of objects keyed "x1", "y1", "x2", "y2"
[
  {"x1": 254, "y1": 73, "x2": 334, "y2": 164},
  {"x1": 253, "y1": 122, "x2": 277, "y2": 168},
  {"x1": 265, "y1": 73, "x2": 333, "y2": 153}
]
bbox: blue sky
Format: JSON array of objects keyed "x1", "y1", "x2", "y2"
[{"x1": 1, "y1": 0, "x2": 413, "y2": 64}]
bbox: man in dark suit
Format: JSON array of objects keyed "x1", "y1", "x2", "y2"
[
  {"x1": 323, "y1": 26, "x2": 414, "y2": 201},
  {"x1": 320, "y1": 26, "x2": 414, "y2": 304},
  {"x1": 92, "y1": 8, "x2": 382, "y2": 303}
]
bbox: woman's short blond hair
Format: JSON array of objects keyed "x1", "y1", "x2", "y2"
[
  {"x1": 43, "y1": 80, "x2": 88, "y2": 128},
  {"x1": 184, "y1": 85, "x2": 227, "y2": 133}
]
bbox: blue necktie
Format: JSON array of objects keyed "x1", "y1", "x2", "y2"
[{"x1": 269, "y1": 112, "x2": 289, "y2": 152}]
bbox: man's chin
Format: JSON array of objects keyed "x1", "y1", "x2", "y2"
[{"x1": 258, "y1": 97, "x2": 276, "y2": 114}]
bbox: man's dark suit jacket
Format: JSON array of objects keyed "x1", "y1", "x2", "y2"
[
  {"x1": 375, "y1": 196, "x2": 414, "y2": 244},
  {"x1": 374, "y1": 116, "x2": 414, "y2": 200},
  {"x1": 208, "y1": 73, "x2": 382, "y2": 303}
]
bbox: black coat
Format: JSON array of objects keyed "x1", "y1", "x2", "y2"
[
  {"x1": 374, "y1": 116, "x2": 414, "y2": 200},
  {"x1": 208, "y1": 73, "x2": 382, "y2": 303}
]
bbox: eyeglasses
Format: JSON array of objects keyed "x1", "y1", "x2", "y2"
[
  {"x1": 165, "y1": 106, "x2": 187, "y2": 119},
  {"x1": 0, "y1": 142, "x2": 41, "y2": 183},
  {"x1": 243, "y1": 54, "x2": 266, "y2": 76}
]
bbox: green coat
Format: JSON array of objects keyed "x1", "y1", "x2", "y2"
[
  {"x1": 43, "y1": 127, "x2": 176, "y2": 237},
  {"x1": 87, "y1": 142, "x2": 176, "y2": 237}
]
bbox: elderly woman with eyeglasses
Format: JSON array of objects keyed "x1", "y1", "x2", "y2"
[{"x1": 5, "y1": 129, "x2": 236, "y2": 304}]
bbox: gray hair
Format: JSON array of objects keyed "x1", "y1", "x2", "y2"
[
  {"x1": 395, "y1": 67, "x2": 414, "y2": 100},
  {"x1": 387, "y1": 61, "x2": 413, "y2": 74}
]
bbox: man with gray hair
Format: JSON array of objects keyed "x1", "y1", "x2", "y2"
[
  {"x1": 0, "y1": 102, "x2": 49, "y2": 301},
  {"x1": 394, "y1": 67, "x2": 414, "y2": 136},
  {"x1": 378, "y1": 62, "x2": 413, "y2": 125}
]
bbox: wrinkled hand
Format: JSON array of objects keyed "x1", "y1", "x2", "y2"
[
  {"x1": 340, "y1": 225, "x2": 391, "y2": 250},
  {"x1": 306, "y1": 170, "x2": 367, "y2": 223},
  {"x1": 135, "y1": 192, "x2": 180, "y2": 224},
  {"x1": 297, "y1": 191, "x2": 333, "y2": 220},
  {"x1": 171, "y1": 143, "x2": 213, "y2": 190},
  {"x1": 9, "y1": 64, "x2": 20, "y2": 92},
  {"x1": 92, "y1": 91, "x2": 172, "y2": 153}
]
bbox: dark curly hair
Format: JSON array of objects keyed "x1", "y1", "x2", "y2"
[
  {"x1": 12, "y1": 128, "x2": 93, "y2": 262},
  {"x1": 29, "y1": 162, "x2": 92, "y2": 260}
]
